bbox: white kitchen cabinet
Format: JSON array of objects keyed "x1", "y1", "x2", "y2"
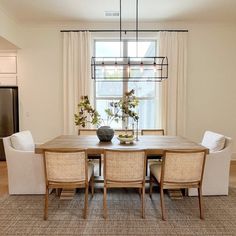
[
  {"x1": 0, "y1": 52, "x2": 17, "y2": 85},
  {"x1": 0, "y1": 56, "x2": 17, "y2": 73}
]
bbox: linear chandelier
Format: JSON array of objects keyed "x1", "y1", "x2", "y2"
[{"x1": 91, "y1": 0, "x2": 168, "y2": 82}]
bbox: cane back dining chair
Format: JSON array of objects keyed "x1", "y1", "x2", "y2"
[
  {"x1": 141, "y1": 129, "x2": 165, "y2": 136},
  {"x1": 103, "y1": 149, "x2": 146, "y2": 219},
  {"x1": 78, "y1": 129, "x2": 102, "y2": 176},
  {"x1": 78, "y1": 129, "x2": 98, "y2": 135},
  {"x1": 149, "y1": 150, "x2": 207, "y2": 220},
  {"x1": 43, "y1": 149, "x2": 94, "y2": 220},
  {"x1": 141, "y1": 129, "x2": 165, "y2": 175}
]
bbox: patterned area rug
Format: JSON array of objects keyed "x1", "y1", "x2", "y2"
[{"x1": 0, "y1": 188, "x2": 236, "y2": 235}]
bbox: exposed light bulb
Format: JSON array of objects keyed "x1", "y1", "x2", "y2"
[
  {"x1": 101, "y1": 62, "x2": 105, "y2": 73},
  {"x1": 140, "y1": 62, "x2": 144, "y2": 73},
  {"x1": 153, "y1": 62, "x2": 157, "y2": 73},
  {"x1": 127, "y1": 63, "x2": 130, "y2": 74}
]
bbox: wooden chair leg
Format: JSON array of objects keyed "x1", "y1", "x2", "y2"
[
  {"x1": 55, "y1": 188, "x2": 61, "y2": 196},
  {"x1": 103, "y1": 186, "x2": 107, "y2": 219},
  {"x1": 44, "y1": 187, "x2": 49, "y2": 220},
  {"x1": 84, "y1": 185, "x2": 88, "y2": 219},
  {"x1": 149, "y1": 173, "x2": 154, "y2": 198},
  {"x1": 142, "y1": 185, "x2": 145, "y2": 218},
  {"x1": 90, "y1": 173, "x2": 94, "y2": 197},
  {"x1": 160, "y1": 187, "x2": 166, "y2": 221},
  {"x1": 99, "y1": 158, "x2": 102, "y2": 176},
  {"x1": 146, "y1": 158, "x2": 149, "y2": 176},
  {"x1": 198, "y1": 187, "x2": 204, "y2": 220}
]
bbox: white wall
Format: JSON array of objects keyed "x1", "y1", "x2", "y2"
[
  {"x1": 1, "y1": 19, "x2": 236, "y2": 158},
  {"x1": 186, "y1": 23, "x2": 236, "y2": 160}
]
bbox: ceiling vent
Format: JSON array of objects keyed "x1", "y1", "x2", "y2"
[{"x1": 104, "y1": 11, "x2": 120, "y2": 17}]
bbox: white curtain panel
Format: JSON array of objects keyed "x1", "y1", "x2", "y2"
[
  {"x1": 62, "y1": 32, "x2": 93, "y2": 134},
  {"x1": 159, "y1": 32, "x2": 188, "y2": 136}
]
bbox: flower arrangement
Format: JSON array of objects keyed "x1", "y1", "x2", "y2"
[
  {"x1": 104, "y1": 89, "x2": 139, "y2": 125},
  {"x1": 74, "y1": 96, "x2": 100, "y2": 128},
  {"x1": 74, "y1": 90, "x2": 139, "y2": 128}
]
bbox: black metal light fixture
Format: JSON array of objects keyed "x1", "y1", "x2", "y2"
[{"x1": 91, "y1": 0, "x2": 168, "y2": 82}]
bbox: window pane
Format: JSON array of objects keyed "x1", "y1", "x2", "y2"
[
  {"x1": 128, "y1": 41, "x2": 155, "y2": 57},
  {"x1": 96, "y1": 42, "x2": 123, "y2": 57},
  {"x1": 96, "y1": 100, "x2": 122, "y2": 129},
  {"x1": 96, "y1": 81, "x2": 123, "y2": 97},
  {"x1": 128, "y1": 81, "x2": 157, "y2": 97},
  {"x1": 136, "y1": 100, "x2": 156, "y2": 129}
]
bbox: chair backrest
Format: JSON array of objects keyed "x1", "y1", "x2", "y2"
[
  {"x1": 114, "y1": 129, "x2": 134, "y2": 136},
  {"x1": 78, "y1": 129, "x2": 97, "y2": 135},
  {"x1": 10, "y1": 130, "x2": 35, "y2": 151},
  {"x1": 43, "y1": 149, "x2": 87, "y2": 183},
  {"x1": 201, "y1": 130, "x2": 226, "y2": 153},
  {"x1": 161, "y1": 150, "x2": 206, "y2": 184},
  {"x1": 104, "y1": 149, "x2": 146, "y2": 182},
  {"x1": 3, "y1": 131, "x2": 35, "y2": 159},
  {"x1": 141, "y1": 129, "x2": 164, "y2": 136},
  {"x1": 223, "y1": 137, "x2": 232, "y2": 156}
]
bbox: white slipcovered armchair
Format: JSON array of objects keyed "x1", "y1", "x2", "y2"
[
  {"x1": 189, "y1": 131, "x2": 232, "y2": 196},
  {"x1": 3, "y1": 131, "x2": 45, "y2": 194}
]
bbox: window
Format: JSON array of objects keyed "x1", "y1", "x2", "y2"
[{"x1": 94, "y1": 40, "x2": 161, "y2": 129}]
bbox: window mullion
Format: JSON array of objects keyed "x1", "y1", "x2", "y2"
[{"x1": 122, "y1": 40, "x2": 129, "y2": 129}]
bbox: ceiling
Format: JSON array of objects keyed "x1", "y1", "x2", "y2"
[
  {"x1": 0, "y1": 36, "x2": 18, "y2": 49},
  {"x1": 0, "y1": 0, "x2": 236, "y2": 24}
]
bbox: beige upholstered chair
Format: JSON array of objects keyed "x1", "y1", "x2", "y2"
[
  {"x1": 141, "y1": 129, "x2": 165, "y2": 136},
  {"x1": 78, "y1": 129, "x2": 102, "y2": 176},
  {"x1": 189, "y1": 131, "x2": 232, "y2": 196},
  {"x1": 103, "y1": 149, "x2": 146, "y2": 218},
  {"x1": 43, "y1": 149, "x2": 94, "y2": 220},
  {"x1": 150, "y1": 150, "x2": 207, "y2": 220},
  {"x1": 141, "y1": 129, "x2": 165, "y2": 175},
  {"x1": 3, "y1": 131, "x2": 45, "y2": 194}
]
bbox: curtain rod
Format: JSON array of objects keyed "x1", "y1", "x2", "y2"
[{"x1": 60, "y1": 29, "x2": 188, "y2": 33}]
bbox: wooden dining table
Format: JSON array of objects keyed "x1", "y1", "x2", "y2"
[{"x1": 35, "y1": 134, "x2": 208, "y2": 155}]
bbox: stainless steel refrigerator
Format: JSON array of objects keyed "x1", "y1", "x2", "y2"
[{"x1": 0, "y1": 86, "x2": 19, "y2": 161}]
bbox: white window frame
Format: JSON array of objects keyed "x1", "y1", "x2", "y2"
[{"x1": 94, "y1": 39, "x2": 159, "y2": 129}]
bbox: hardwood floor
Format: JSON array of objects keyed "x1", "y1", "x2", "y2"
[
  {"x1": 0, "y1": 161, "x2": 8, "y2": 196},
  {"x1": 0, "y1": 161, "x2": 236, "y2": 196},
  {"x1": 229, "y1": 160, "x2": 236, "y2": 187}
]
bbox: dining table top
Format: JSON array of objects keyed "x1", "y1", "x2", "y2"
[{"x1": 35, "y1": 135, "x2": 209, "y2": 155}]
